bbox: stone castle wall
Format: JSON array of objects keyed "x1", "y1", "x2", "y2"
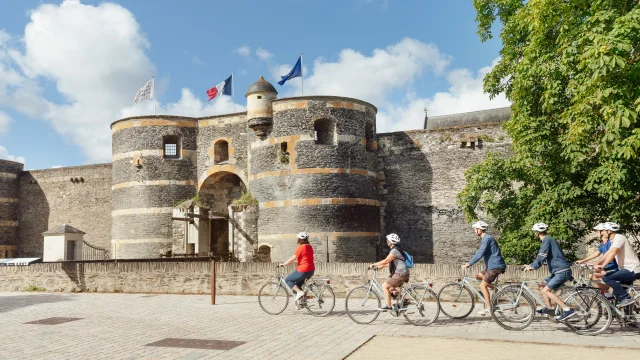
[
  {"x1": 0, "y1": 259, "x2": 549, "y2": 297},
  {"x1": 17, "y1": 164, "x2": 113, "y2": 257},
  {"x1": 378, "y1": 124, "x2": 510, "y2": 263},
  {"x1": 0, "y1": 160, "x2": 23, "y2": 258},
  {"x1": 250, "y1": 97, "x2": 380, "y2": 263}
]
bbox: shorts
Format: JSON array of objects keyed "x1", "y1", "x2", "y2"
[
  {"x1": 385, "y1": 273, "x2": 409, "y2": 287},
  {"x1": 544, "y1": 269, "x2": 572, "y2": 291},
  {"x1": 480, "y1": 268, "x2": 505, "y2": 284}
]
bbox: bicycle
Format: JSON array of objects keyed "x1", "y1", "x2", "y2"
[
  {"x1": 345, "y1": 268, "x2": 440, "y2": 326},
  {"x1": 437, "y1": 267, "x2": 504, "y2": 319},
  {"x1": 562, "y1": 264, "x2": 640, "y2": 335},
  {"x1": 258, "y1": 265, "x2": 335, "y2": 317},
  {"x1": 490, "y1": 265, "x2": 612, "y2": 332}
]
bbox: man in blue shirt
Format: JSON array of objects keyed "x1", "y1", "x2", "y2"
[
  {"x1": 577, "y1": 223, "x2": 617, "y2": 297},
  {"x1": 524, "y1": 223, "x2": 575, "y2": 321},
  {"x1": 462, "y1": 221, "x2": 507, "y2": 316}
]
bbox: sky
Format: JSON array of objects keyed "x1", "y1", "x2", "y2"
[{"x1": 0, "y1": 0, "x2": 509, "y2": 170}]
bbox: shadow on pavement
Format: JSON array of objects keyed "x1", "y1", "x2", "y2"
[{"x1": 0, "y1": 294, "x2": 74, "y2": 314}]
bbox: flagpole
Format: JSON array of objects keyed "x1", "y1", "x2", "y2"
[
  {"x1": 232, "y1": 73, "x2": 235, "y2": 113},
  {"x1": 300, "y1": 53, "x2": 304, "y2": 96},
  {"x1": 152, "y1": 76, "x2": 156, "y2": 116}
]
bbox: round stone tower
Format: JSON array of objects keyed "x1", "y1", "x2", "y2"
[
  {"x1": 248, "y1": 92, "x2": 380, "y2": 262},
  {"x1": 110, "y1": 116, "x2": 198, "y2": 259},
  {"x1": 0, "y1": 159, "x2": 23, "y2": 258},
  {"x1": 246, "y1": 76, "x2": 278, "y2": 138}
]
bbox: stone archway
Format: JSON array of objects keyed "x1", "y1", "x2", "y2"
[{"x1": 198, "y1": 171, "x2": 247, "y2": 259}]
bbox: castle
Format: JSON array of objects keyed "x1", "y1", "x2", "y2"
[{"x1": 0, "y1": 77, "x2": 511, "y2": 263}]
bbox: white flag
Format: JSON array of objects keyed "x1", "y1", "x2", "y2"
[{"x1": 134, "y1": 78, "x2": 154, "y2": 104}]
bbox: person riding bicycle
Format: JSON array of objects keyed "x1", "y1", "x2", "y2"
[
  {"x1": 576, "y1": 223, "x2": 617, "y2": 295},
  {"x1": 461, "y1": 221, "x2": 506, "y2": 316},
  {"x1": 369, "y1": 233, "x2": 409, "y2": 312},
  {"x1": 280, "y1": 232, "x2": 315, "y2": 303},
  {"x1": 523, "y1": 223, "x2": 575, "y2": 321},
  {"x1": 596, "y1": 222, "x2": 640, "y2": 308}
]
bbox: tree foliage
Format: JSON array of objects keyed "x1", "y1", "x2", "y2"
[{"x1": 459, "y1": 0, "x2": 640, "y2": 263}]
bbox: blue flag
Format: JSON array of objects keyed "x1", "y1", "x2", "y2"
[{"x1": 278, "y1": 56, "x2": 302, "y2": 86}]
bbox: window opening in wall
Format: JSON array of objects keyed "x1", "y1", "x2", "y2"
[
  {"x1": 214, "y1": 140, "x2": 229, "y2": 163},
  {"x1": 279, "y1": 142, "x2": 290, "y2": 164},
  {"x1": 365, "y1": 122, "x2": 375, "y2": 152},
  {"x1": 314, "y1": 118, "x2": 335, "y2": 145},
  {"x1": 257, "y1": 95, "x2": 262, "y2": 99},
  {"x1": 163, "y1": 135, "x2": 181, "y2": 159}
]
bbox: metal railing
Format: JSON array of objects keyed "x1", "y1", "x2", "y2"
[{"x1": 81, "y1": 240, "x2": 110, "y2": 260}]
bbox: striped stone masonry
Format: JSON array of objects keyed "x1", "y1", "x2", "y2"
[
  {"x1": 112, "y1": 149, "x2": 197, "y2": 162},
  {"x1": 259, "y1": 231, "x2": 380, "y2": 241},
  {"x1": 112, "y1": 180, "x2": 195, "y2": 191},
  {"x1": 249, "y1": 167, "x2": 378, "y2": 181},
  {"x1": 0, "y1": 172, "x2": 18, "y2": 179},
  {"x1": 111, "y1": 238, "x2": 173, "y2": 244},
  {"x1": 0, "y1": 220, "x2": 18, "y2": 227},
  {"x1": 111, "y1": 207, "x2": 174, "y2": 217},
  {"x1": 259, "y1": 198, "x2": 380, "y2": 209},
  {"x1": 0, "y1": 198, "x2": 18, "y2": 203},
  {"x1": 111, "y1": 119, "x2": 197, "y2": 133}
]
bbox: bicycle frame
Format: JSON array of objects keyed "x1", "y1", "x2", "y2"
[
  {"x1": 360, "y1": 269, "x2": 434, "y2": 312},
  {"x1": 270, "y1": 267, "x2": 332, "y2": 303}
]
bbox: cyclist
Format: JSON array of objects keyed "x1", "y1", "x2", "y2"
[
  {"x1": 461, "y1": 221, "x2": 506, "y2": 316},
  {"x1": 523, "y1": 223, "x2": 575, "y2": 321},
  {"x1": 279, "y1": 232, "x2": 315, "y2": 303},
  {"x1": 369, "y1": 233, "x2": 409, "y2": 312},
  {"x1": 596, "y1": 222, "x2": 640, "y2": 308},
  {"x1": 576, "y1": 223, "x2": 617, "y2": 294}
]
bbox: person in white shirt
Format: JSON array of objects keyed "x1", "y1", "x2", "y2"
[{"x1": 596, "y1": 222, "x2": 640, "y2": 308}]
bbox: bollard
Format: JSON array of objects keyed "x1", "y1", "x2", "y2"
[{"x1": 211, "y1": 260, "x2": 216, "y2": 305}]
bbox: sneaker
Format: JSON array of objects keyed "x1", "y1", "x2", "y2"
[
  {"x1": 378, "y1": 305, "x2": 392, "y2": 312},
  {"x1": 616, "y1": 298, "x2": 636, "y2": 308},
  {"x1": 536, "y1": 308, "x2": 553, "y2": 316},
  {"x1": 555, "y1": 309, "x2": 576, "y2": 321},
  {"x1": 295, "y1": 291, "x2": 305, "y2": 302},
  {"x1": 477, "y1": 308, "x2": 491, "y2": 316}
]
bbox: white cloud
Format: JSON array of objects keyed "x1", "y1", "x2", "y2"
[
  {"x1": 255, "y1": 48, "x2": 273, "y2": 61},
  {"x1": 0, "y1": 1, "x2": 245, "y2": 164},
  {"x1": 0, "y1": 111, "x2": 11, "y2": 134},
  {"x1": 274, "y1": 37, "x2": 451, "y2": 106},
  {"x1": 376, "y1": 59, "x2": 511, "y2": 132},
  {"x1": 192, "y1": 56, "x2": 204, "y2": 65},
  {"x1": 234, "y1": 45, "x2": 251, "y2": 58},
  {"x1": 0, "y1": 145, "x2": 25, "y2": 164}
]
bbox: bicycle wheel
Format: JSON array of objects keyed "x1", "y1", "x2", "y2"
[
  {"x1": 258, "y1": 281, "x2": 289, "y2": 315},
  {"x1": 438, "y1": 283, "x2": 475, "y2": 319},
  {"x1": 491, "y1": 286, "x2": 536, "y2": 330},
  {"x1": 345, "y1": 286, "x2": 381, "y2": 324},
  {"x1": 402, "y1": 286, "x2": 440, "y2": 326},
  {"x1": 563, "y1": 290, "x2": 612, "y2": 336},
  {"x1": 305, "y1": 284, "x2": 336, "y2": 317}
]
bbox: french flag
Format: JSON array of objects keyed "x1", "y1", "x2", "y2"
[{"x1": 206, "y1": 75, "x2": 233, "y2": 101}]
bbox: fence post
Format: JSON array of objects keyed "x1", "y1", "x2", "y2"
[{"x1": 211, "y1": 260, "x2": 216, "y2": 305}]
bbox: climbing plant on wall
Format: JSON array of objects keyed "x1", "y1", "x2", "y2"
[{"x1": 458, "y1": 0, "x2": 640, "y2": 263}]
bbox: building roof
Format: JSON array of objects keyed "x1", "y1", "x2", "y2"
[
  {"x1": 245, "y1": 76, "x2": 277, "y2": 97},
  {"x1": 42, "y1": 224, "x2": 86, "y2": 235},
  {"x1": 425, "y1": 107, "x2": 511, "y2": 130}
]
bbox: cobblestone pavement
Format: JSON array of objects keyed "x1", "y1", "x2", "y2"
[{"x1": 1, "y1": 292, "x2": 639, "y2": 360}]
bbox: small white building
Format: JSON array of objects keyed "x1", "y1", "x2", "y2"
[{"x1": 42, "y1": 224, "x2": 85, "y2": 262}]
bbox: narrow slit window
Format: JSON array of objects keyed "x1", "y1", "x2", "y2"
[
  {"x1": 314, "y1": 118, "x2": 335, "y2": 145},
  {"x1": 214, "y1": 140, "x2": 229, "y2": 163}
]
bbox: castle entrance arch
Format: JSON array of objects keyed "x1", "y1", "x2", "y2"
[{"x1": 198, "y1": 171, "x2": 246, "y2": 260}]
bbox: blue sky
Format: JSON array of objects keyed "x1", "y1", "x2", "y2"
[{"x1": 0, "y1": 0, "x2": 508, "y2": 170}]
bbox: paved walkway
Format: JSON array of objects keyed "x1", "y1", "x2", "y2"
[{"x1": 1, "y1": 292, "x2": 639, "y2": 359}]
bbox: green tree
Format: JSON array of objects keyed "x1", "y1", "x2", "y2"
[{"x1": 458, "y1": 0, "x2": 640, "y2": 263}]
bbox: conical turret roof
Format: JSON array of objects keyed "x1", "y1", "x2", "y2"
[{"x1": 245, "y1": 76, "x2": 277, "y2": 97}]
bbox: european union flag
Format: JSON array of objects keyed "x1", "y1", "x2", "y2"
[{"x1": 278, "y1": 56, "x2": 302, "y2": 86}]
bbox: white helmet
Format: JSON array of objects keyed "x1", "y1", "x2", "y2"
[
  {"x1": 593, "y1": 223, "x2": 606, "y2": 231},
  {"x1": 603, "y1": 222, "x2": 620, "y2": 232},
  {"x1": 471, "y1": 221, "x2": 489, "y2": 230},
  {"x1": 531, "y1": 223, "x2": 549, "y2": 232},
  {"x1": 386, "y1": 233, "x2": 400, "y2": 244},
  {"x1": 297, "y1": 232, "x2": 309, "y2": 239}
]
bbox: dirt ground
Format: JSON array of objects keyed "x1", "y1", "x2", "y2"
[{"x1": 347, "y1": 336, "x2": 640, "y2": 359}]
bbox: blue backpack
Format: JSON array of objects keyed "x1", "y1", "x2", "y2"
[{"x1": 403, "y1": 251, "x2": 414, "y2": 268}]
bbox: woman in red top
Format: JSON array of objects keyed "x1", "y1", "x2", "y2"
[{"x1": 280, "y1": 232, "x2": 315, "y2": 302}]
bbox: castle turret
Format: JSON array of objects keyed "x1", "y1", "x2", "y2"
[
  {"x1": 0, "y1": 159, "x2": 23, "y2": 258},
  {"x1": 246, "y1": 76, "x2": 277, "y2": 138}
]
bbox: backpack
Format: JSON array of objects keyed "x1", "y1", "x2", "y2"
[{"x1": 403, "y1": 251, "x2": 414, "y2": 268}]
